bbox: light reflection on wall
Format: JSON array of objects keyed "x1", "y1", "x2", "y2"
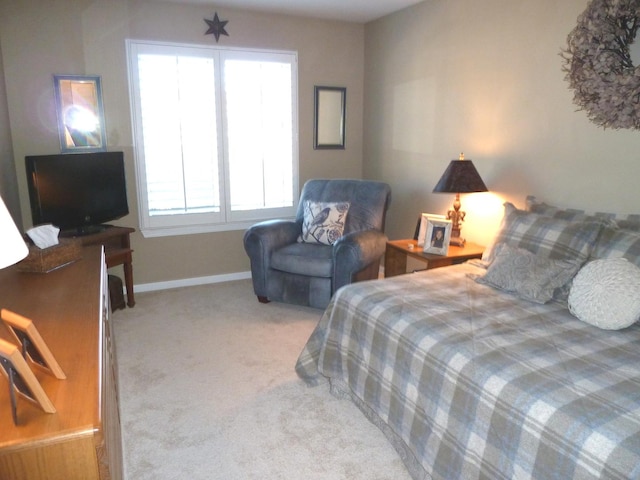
[
  {"x1": 392, "y1": 78, "x2": 436, "y2": 155},
  {"x1": 457, "y1": 192, "x2": 505, "y2": 248}
]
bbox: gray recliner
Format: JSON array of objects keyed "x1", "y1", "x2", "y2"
[{"x1": 243, "y1": 179, "x2": 392, "y2": 309}]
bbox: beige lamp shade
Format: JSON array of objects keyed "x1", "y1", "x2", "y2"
[{"x1": 0, "y1": 196, "x2": 28, "y2": 269}]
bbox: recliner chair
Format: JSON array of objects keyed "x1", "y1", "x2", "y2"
[{"x1": 243, "y1": 179, "x2": 392, "y2": 309}]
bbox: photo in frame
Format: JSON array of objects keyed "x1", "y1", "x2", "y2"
[
  {"x1": 416, "y1": 213, "x2": 447, "y2": 247},
  {"x1": 1, "y1": 309, "x2": 66, "y2": 379},
  {"x1": 423, "y1": 217, "x2": 452, "y2": 255},
  {"x1": 0, "y1": 338, "x2": 56, "y2": 425}
]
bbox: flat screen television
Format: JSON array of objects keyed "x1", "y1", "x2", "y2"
[{"x1": 25, "y1": 151, "x2": 129, "y2": 235}]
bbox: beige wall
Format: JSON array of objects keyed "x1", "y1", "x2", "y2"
[
  {"x1": 365, "y1": 0, "x2": 640, "y2": 247},
  {"x1": 5, "y1": 0, "x2": 639, "y2": 286},
  {"x1": 0, "y1": 0, "x2": 364, "y2": 285},
  {"x1": 0, "y1": 38, "x2": 21, "y2": 229}
]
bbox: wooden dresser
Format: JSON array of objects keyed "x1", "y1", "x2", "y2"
[{"x1": 0, "y1": 246, "x2": 123, "y2": 480}]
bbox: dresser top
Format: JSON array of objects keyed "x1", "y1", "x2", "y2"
[{"x1": 0, "y1": 246, "x2": 103, "y2": 449}]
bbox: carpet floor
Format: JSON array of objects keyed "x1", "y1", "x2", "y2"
[{"x1": 113, "y1": 279, "x2": 411, "y2": 480}]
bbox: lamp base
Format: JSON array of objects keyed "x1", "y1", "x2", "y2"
[{"x1": 449, "y1": 236, "x2": 466, "y2": 247}]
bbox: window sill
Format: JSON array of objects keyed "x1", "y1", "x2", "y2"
[{"x1": 140, "y1": 218, "x2": 295, "y2": 238}]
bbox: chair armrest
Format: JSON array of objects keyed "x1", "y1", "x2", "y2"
[
  {"x1": 243, "y1": 219, "x2": 301, "y2": 297},
  {"x1": 333, "y1": 229, "x2": 388, "y2": 291}
]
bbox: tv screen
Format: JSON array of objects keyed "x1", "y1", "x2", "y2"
[{"x1": 25, "y1": 152, "x2": 129, "y2": 234}]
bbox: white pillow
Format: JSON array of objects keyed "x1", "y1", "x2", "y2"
[
  {"x1": 298, "y1": 201, "x2": 349, "y2": 245},
  {"x1": 568, "y1": 258, "x2": 640, "y2": 330}
]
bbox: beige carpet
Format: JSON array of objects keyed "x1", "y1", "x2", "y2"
[{"x1": 113, "y1": 279, "x2": 412, "y2": 480}]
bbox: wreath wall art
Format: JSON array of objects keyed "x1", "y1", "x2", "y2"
[{"x1": 562, "y1": 0, "x2": 640, "y2": 129}]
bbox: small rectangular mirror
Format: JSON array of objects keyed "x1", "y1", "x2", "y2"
[
  {"x1": 314, "y1": 86, "x2": 346, "y2": 149},
  {"x1": 54, "y1": 75, "x2": 106, "y2": 153}
]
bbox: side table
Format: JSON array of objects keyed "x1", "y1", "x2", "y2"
[
  {"x1": 62, "y1": 225, "x2": 136, "y2": 307},
  {"x1": 384, "y1": 239, "x2": 484, "y2": 278}
]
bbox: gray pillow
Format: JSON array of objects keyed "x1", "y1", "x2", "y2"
[
  {"x1": 483, "y1": 202, "x2": 602, "y2": 266},
  {"x1": 476, "y1": 243, "x2": 582, "y2": 304},
  {"x1": 526, "y1": 195, "x2": 640, "y2": 228},
  {"x1": 592, "y1": 226, "x2": 640, "y2": 267}
]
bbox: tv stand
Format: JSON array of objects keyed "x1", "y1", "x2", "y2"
[
  {"x1": 62, "y1": 226, "x2": 136, "y2": 307},
  {"x1": 67, "y1": 224, "x2": 110, "y2": 236}
]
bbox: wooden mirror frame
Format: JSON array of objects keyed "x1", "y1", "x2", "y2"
[
  {"x1": 54, "y1": 74, "x2": 107, "y2": 152},
  {"x1": 313, "y1": 86, "x2": 346, "y2": 149}
]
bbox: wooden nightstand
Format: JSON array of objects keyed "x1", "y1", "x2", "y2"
[{"x1": 384, "y1": 239, "x2": 484, "y2": 278}]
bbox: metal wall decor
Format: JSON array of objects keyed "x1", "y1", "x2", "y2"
[
  {"x1": 204, "y1": 12, "x2": 229, "y2": 42},
  {"x1": 562, "y1": 0, "x2": 640, "y2": 129}
]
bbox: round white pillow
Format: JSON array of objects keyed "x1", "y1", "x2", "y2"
[{"x1": 568, "y1": 258, "x2": 640, "y2": 330}]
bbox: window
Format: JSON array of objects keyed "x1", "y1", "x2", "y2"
[{"x1": 127, "y1": 40, "x2": 299, "y2": 237}]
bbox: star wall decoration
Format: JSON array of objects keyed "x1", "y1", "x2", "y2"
[{"x1": 204, "y1": 12, "x2": 229, "y2": 43}]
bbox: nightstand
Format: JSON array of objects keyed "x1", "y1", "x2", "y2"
[{"x1": 384, "y1": 239, "x2": 484, "y2": 278}]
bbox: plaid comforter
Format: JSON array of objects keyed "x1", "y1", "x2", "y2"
[{"x1": 295, "y1": 263, "x2": 640, "y2": 480}]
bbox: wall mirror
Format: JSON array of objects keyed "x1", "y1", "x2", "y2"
[
  {"x1": 314, "y1": 86, "x2": 346, "y2": 149},
  {"x1": 54, "y1": 75, "x2": 106, "y2": 153}
]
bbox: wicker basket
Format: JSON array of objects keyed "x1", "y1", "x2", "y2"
[{"x1": 17, "y1": 238, "x2": 82, "y2": 273}]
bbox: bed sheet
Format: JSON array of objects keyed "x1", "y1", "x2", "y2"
[{"x1": 296, "y1": 263, "x2": 640, "y2": 480}]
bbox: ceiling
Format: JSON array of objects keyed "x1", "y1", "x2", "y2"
[{"x1": 154, "y1": 0, "x2": 425, "y2": 23}]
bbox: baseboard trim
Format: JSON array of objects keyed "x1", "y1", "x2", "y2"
[{"x1": 133, "y1": 271, "x2": 252, "y2": 294}]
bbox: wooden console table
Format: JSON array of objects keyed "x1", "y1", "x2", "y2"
[
  {"x1": 385, "y1": 239, "x2": 484, "y2": 277},
  {"x1": 0, "y1": 246, "x2": 123, "y2": 480},
  {"x1": 63, "y1": 226, "x2": 135, "y2": 307}
]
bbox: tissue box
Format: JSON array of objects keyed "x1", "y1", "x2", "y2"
[{"x1": 17, "y1": 238, "x2": 82, "y2": 273}]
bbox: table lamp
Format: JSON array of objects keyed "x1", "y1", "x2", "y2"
[
  {"x1": 0, "y1": 196, "x2": 28, "y2": 269},
  {"x1": 433, "y1": 153, "x2": 488, "y2": 246}
]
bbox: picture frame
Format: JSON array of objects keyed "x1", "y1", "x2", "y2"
[
  {"x1": 54, "y1": 74, "x2": 107, "y2": 153},
  {"x1": 1, "y1": 309, "x2": 66, "y2": 379},
  {"x1": 423, "y1": 217, "x2": 452, "y2": 255},
  {"x1": 0, "y1": 338, "x2": 56, "y2": 425},
  {"x1": 416, "y1": 213, "x2": 447, "y2": 247},
  {"x1": 313, "y1": 86, "x2": 346, "y2": 149}
]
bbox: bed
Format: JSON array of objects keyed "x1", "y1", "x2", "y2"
[{"x1": 295, "y1": 197, "x2": 640, "y2": 480}]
